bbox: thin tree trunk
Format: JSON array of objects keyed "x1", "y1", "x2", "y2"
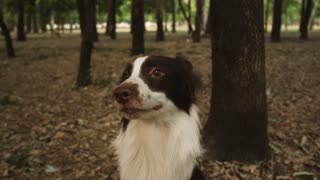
[
  {"x1": 39, "y1": 0, "x2": 48, "y2": 33},
  {"x1": 309, "y1": 0, "x2": 318, "y2": 30},
  {"x1": 203, "y1": 0, "x2": 270, "y2": 162},
  {"x1": 205, "y1": 1, "x2": 212, "y2": 34},
  {"x1": 300, "y1": 0, "x2": 312, "y2": 40},
  {"x1": 155, "y1": 0, "x2": 165, "y2": 41},
  {"x1": 271, "y1": 0, "x2": 283, "y2": 42},
  {"x1": 32, "y1": 0, "x2": 38, "y2": 33},
  {"x1": 264, "y1": 0, "x2": 270, "y2": 32},
  {"x1": 193, "y1": 0, "x2": 204, "y2": 42},
  {"x1": 0, "y1": 5, "x2": 15, "y2": 58},
  {"x1": 17, "y1": 0, "x2": 26, "y2": 41},
  {"x1": 178, "y1": 0, "x2": 193, "y2": 33},
  {"x1": 106, "y1": 0, "x2": 117, "y2": 39},
  {"x1": 187, "y1": 0, "x2": 192, "y2": 33},
  {"x1": 131, "y1": 0, "x2": 144, "y2": 55},
  {"x1": 27, "y1": 12, "x2": 32, "y2": 33},
  {"x1": 172, "y1": 0, "x2": 176, "y2": 32},
  {"x1": 164, "y1": 10, "x2": 168, "y2": 32},
  {"x1": 92, "y1": 0, "x2": 98, "y2": 41},
  {"x1": 76, "y1": 0, "x2": 95, "y2": 87}
]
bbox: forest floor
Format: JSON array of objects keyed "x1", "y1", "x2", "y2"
[{"x1": 0, "y1": 31, "x2": 320, "y2": 179}]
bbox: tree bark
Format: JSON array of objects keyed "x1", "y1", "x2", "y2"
[
  {"x1": 76, "y1": 0, "x2": 95, "y2": 87},
  {"x1": 203, "y1": 0, "x2": 270, "y2": 162},
  {"x1": 264, "y1": 0, "x2": 270, "y2": 32},
  {"x1": 92, "y1": 0, "x2": 98, "y2": 41},
  {"x1": 17, "y1": 0, "x2": 26, "y2": 41},
  {"x1": 178, "y1": 0, "x2": 193, "y2": 33},
  {"x1": 0, "y1": 5, "x2": 15, "y2": 58},
  {"x1": 300, "y1": 0, "x2": 312, "y2": 40},
  {"x1": 271, "y1": 0, "x2": 283, "y2": 42},
  {"x1": 205, "y1": 1, "x2": 212, "y2": 34},
  {"x1": 187, "y1": 0, "x2": 192, "y2": 33},
  {"x1": 31, "y1": 0, "x2": 38, "y2": 33},
  {"x1": 131, "y1": 0, "x2": 144, "y2": 55},
  {"x1": 106, "y1": 0, "x2": 117, "y2": 39},
  {"x1": 193, "y1": 0, "x2": 204, "y2": 42},
  {"x1": 172, "y1": 0, "x2": 176, "y2": 33},
  {"x1": 155, "y1": 0, "x2": 165, "y2": 41},
  {"x1": 309, "y1": 0, "x2": 318, "y2": 30}
]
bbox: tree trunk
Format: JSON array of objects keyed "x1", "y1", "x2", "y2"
[
  {"x1": 271, "y1": 0, "x2": 283, "y2": 42},
  {"x1": 92, "y1": 0, "x2": 98, "y2": 41},
  {"x1": 39, "y1": 0, "x2": 49, "y2": 33},
  {"x1": 205, "y1": 1, "x2": 212, "y2": 34},
  {"x1": 0, "y1": 5, "x2": 15, "y2": 58},
  {"x1": 131, "y1": 0, "x2": 144, "y2": 55},
  {"x1": 300, "y1": 0, "x2": 312, "y2": 40},
  {"x1": 155, "y1": 0, "x2": 165, "y2": 41},
  {"x1": 106, "y1": 0, "x2": 117, "y2": 39},
  {"x1": 172, "y1": 0, "x2": 176, "y2": 33},
  {"x1": 178, "y1": 0, "x2": 193, "y2": 33},
  {"x1": 76, "y1": 0, "x2": 95, "y2": 87},
  {"x1": 203, "y1": 0, "x2": 270, "y2": 162},
  {"x1": 193, "y1": 0, "x2": 204, "y2": 42},
  {"x1": 187, "y1": 0, "x2": 192, "y2": 33},
  {"x1": 308, "y1": 0, "x2": 318, "y2": 30},
  {"x1": 26, "y1": 12, "x2": 32, "y2": 33},
  {"x1": 17, "y1": 0, "x2": 26, "y2": 41},
  {"x1": 31, "y1": 0, "x2": 38, "y2": 33},
  {"x1": 264, "y1": 0, "x2": 270, "y2": 32}
]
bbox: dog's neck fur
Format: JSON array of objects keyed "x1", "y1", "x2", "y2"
[{"x1": 113, "y1": 105, "x2": 202, "y2": 180}]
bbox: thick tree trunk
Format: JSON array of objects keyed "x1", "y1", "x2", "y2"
[
  {"x1": 203, "y1": 0, "x2": 270, "y2": 162},
  {"x1": 172, "y1": 0, "x2": 176, "y2": 33},
  {"x1": 271, "y1": 0, "x2": 283, "y2": 42},
  {"x1": 76, "y1": 0, "x2": 95, "y2": 87},
  {"x1": 0, "y1": 5, "x2": 15, "y2": 58},
  {"x1": 131, "y1": 0, "x2": 144, "y2": 55},
  {"x1": 106, "y1": 0, "x2": 117, "y2": 39},
  {"x1": 17, "y1": 0, "x2": 26, "y2": 41},
  {"x1": 178, "y1": 0, "x2": 193, "y2": 33},
  {"x1": 193, "y1": 0, "x2": 204, "y2": 42},
  {"x1": 155, "y1": 0, "x2": 165, "y2": 41},
  {"x1": 264, "y1": 0, "x2": 270, "y2": 32},
  {"x1": 300, "y1": 0, "x2": 312, "y2": 40},
  {"x1": 205, "y1": 1, "x2": 212, "y2": 34}
]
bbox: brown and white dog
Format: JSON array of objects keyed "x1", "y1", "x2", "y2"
[{"x1": 113, "y1": 56, "x2": 205, "y2": 180}]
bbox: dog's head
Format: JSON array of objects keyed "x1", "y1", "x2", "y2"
[{"x1": 113, "y1": 56, "x2": 200, "y2": 120}]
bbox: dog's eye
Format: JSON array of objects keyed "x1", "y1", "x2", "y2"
[
  {"x1": 123, "y1": 71, "x2": 130, "y2": 79},
  {"x1": 151, "y1": 68, "x2": 165, "y2": 79}
]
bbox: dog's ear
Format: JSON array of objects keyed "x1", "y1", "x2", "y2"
[
  {"x1": 119, "y1": 63, "x2": 133, "y2": 83},
  {"x1": 175, "y1": 56, "x2": 202, "y2": 103}
]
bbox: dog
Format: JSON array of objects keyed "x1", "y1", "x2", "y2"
[{"x1": 113, "y1": 56, "x2": 206, "y2": 180}]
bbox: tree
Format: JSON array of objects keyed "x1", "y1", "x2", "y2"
[
  {"x1": 0, "y1": 3, "x2": 15, "y2": 58},
  {"x1": 205, "y1": 3, "x2": 212, "y2": 34},
  {"x1": 271, "y1": 0, "x2": 283, "y2": 42},
  {"x1": 203, "y1": 0, "x2": 270, "y2": 162},
  {"x1": 193, "y1": 0, "x2": 204, "y2": 42},
  {"x1": 171, "y1": 0, "x2": 176, "y2": 33},
  {"x1": 17, "y1": 0, "x2": 26, "y2": 41},
  {"x1": 309, "y1": 0, "x2": 319, "y2": 30},
  {"x1": 300, "y1": 0, "x2": 312, "y2": 40},
  {"x1": 76, "y1": 0, "x2": 96, "y2": 87},
  {"x1": 178, "y1": 0, "x2": 193, "y2": 33},
  {"x1": 106, "y1": 0, "x2": 117, "y2": 39},
  {"x1": 131, "y1": 0, "x2": 144, "y2": 55},
  {"x1": 155, "y1": 0, "x2": 165, "y2": 41},
  {"x1": 264, "y1": 0, "x2": 271, "y2": 32}
]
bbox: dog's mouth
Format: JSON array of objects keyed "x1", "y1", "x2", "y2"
[{"x1": 119, "y1": 104, "x2": 162, "y2": 115}]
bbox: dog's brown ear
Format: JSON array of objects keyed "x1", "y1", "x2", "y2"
[
  {"x1": 119, "y1": 63, "x2": 133, "y2": 83},
  {"x1": 175, "y1": 55, "x2": 202, "y2": 102}
]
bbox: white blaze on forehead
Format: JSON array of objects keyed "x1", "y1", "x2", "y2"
[{"x1": 130, "y1": 56, "x2": 148, "y2": 78}]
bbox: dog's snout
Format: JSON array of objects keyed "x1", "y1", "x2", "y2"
[{"x1": 114, "y1": 83, "x2": 138, "y2": 104}]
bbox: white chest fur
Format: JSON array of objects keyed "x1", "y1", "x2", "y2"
[{"x1": 113, "y1": 106, "x2": 202, "y2": 180}]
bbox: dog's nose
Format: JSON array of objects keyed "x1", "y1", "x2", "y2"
[{"x1": 114, "y1": 87, "x2": 132, "y2": 104}]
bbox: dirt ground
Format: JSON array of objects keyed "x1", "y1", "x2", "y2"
[{"x1": 0, "y1": 32, "x2": 320, "y2": 179}]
